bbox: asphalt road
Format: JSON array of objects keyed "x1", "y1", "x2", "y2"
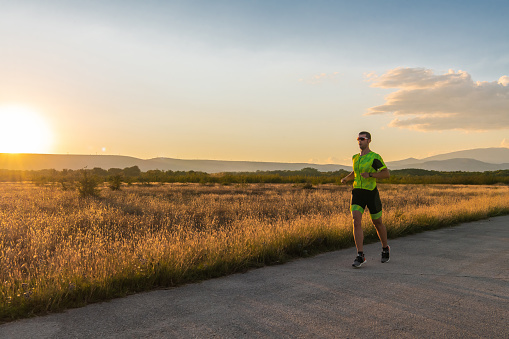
[{"x1": 1, "y1": 216, "x2": 508, "y2": 338}]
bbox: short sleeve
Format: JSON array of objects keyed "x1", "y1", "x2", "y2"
[{"x1": 372, "y1": 156, "x2": 386, "y2": 171}]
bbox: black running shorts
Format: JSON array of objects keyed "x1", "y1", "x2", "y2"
[{"x1": 350, "y1": 187, "x2": 383, "y2": 219}]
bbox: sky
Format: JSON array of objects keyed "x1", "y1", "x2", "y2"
[{"x1": 1, "y1": 0, "x2": 508, "y2": 165}]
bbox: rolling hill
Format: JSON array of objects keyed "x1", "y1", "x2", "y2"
[{"x1": 0, "y1": 153, "x2": 349, "y2": 173}]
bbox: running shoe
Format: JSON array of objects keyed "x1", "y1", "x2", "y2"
[
  {"x1": 381, "y1": 246, "x2": 390, "y2": 263},
  {"x1": 352, "y1": 254, "x2": 366, "y2": 268}
]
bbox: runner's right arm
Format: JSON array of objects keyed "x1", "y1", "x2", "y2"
[{"x1": 341, "y1": 171, "x2": 355, "y2": 184}]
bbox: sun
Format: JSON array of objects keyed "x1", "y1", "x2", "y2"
[{"x1": 0, "y1": 106, "x2": 53, "y2": 154}]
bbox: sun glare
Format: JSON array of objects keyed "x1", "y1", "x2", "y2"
[{"x1": 0, "y1": 106, "x2": 53, "y2": 154}]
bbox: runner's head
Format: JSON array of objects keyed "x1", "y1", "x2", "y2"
[{"x1": 357, "y1": 131, "x2": 371, "y2": 150}]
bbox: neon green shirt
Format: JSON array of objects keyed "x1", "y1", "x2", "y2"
[{"x1": 352, "y1": 151, "x2": 387, "y2": 190}]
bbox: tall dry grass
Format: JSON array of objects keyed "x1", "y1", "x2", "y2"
[{"x1": 1, "y1": 182, "x2": 509, "y2": 321}]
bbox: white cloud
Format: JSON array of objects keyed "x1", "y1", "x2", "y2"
[
  {"x1": 366, "y1": 68, "x2": 509, "y2": 131},
  {"x1": 326, "y1": 156, "x2": 341, "y2": 164},
  {"x1": 501, "y1": 139, "x2": 509, "y2": 148},
  {"x1": 307, "y1": 156, "x2": 343, "y2": 164},
  {"x1": 299, "y1": 72, "x2": 340, "y2": 85}
]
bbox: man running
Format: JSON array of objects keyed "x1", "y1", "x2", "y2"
[{"x1": 341, "y1": 131, "x2": 390, "y2": 268}]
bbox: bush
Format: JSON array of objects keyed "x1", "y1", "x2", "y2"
[
  {"x1": 59, "y1": 178, "x2": 75, "y2": 191},
  {"x1": 76, "y1": 170, "x2": 101, "y2": 197},
  {"x1": 302, "y1": 182, "x2": 314, "y2": 189},
  {"x1": 108, "y1": 174, "x2": 123, "y2": 190}
]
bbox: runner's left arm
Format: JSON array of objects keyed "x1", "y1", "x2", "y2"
[{"x1": 369, "y1": 168, "x2": 390, "y2": 179}]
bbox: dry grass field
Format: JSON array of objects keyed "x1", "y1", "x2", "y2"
[{"x1": 1, "y1": 182, "x2": 509, "y2": 322}]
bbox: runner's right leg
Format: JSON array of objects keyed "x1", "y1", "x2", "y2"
[
  {"x1": 352, "y1": 210, "x2": 366, "y2": 267},
  {"x1": 352, "y1": 210, "x2": 364, "y2": 252}
]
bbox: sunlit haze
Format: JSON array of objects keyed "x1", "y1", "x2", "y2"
[
  {"x1": 0, "y1": 106, "x2": 53, "y2": 154},
  {"x1": 1, "y1": 0, "x2": 508, "y2": 164}
]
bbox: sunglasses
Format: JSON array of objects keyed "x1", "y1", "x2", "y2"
[{"x1": 357, "y1": 137, "x2": 369, "y2": 141}]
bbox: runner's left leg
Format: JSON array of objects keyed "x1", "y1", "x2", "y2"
[{"x1": 372, "y1": 216, "x2": 388, "y2": 248}]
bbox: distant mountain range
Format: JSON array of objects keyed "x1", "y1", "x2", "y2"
[
  {"x1": 1, "y1": 147, "x2": 509, "y2": 173},
  {"x1": 386, "y1": 148, "x2": 509, "y2": 171}
]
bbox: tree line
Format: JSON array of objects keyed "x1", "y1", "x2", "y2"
[{"x1": 1, "y1": 166, "x2": 509, "y2": 186}]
